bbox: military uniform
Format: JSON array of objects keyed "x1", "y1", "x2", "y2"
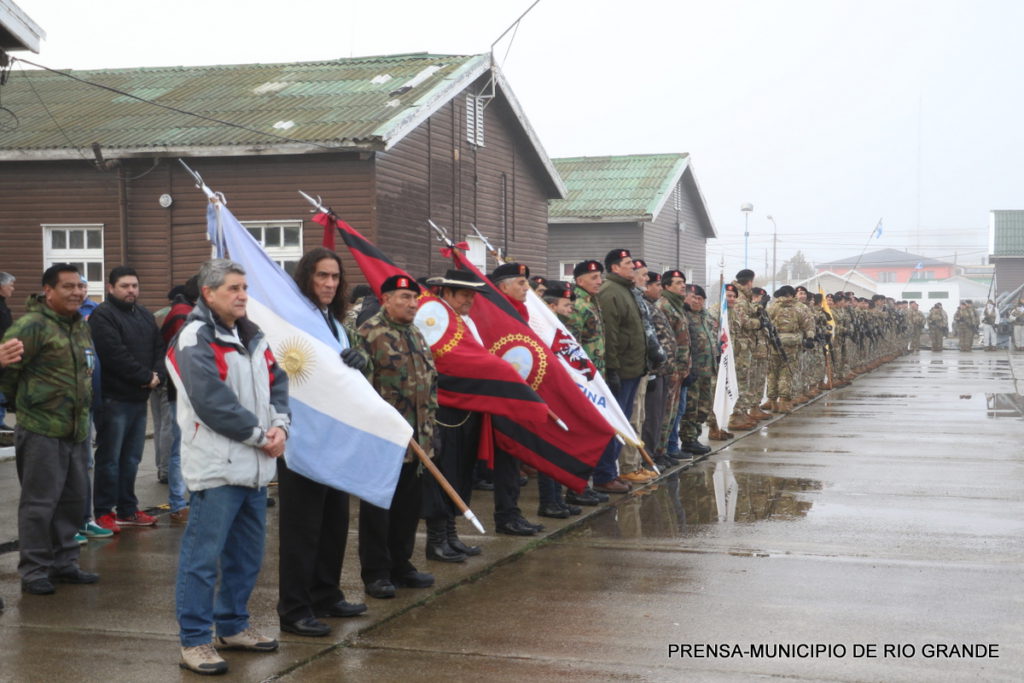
[
  {"x1": 680, "y1": 305, "x2": 716, "y2": 444},
  {"x1": 355, "y1": 308, "x2": 437, "y2": 587},
  {"x1": 907, "y1": 307, "x2": 926, "y2": 351},
  {"x1": 729, "y1": 282, "x2": 761, "y2": 416},
  {"x1": 566, "y1": 285, "x2": 605, "y2": 373},
  {"x1": 927, "y1": 306, "x2": 948, "y2": 351},
  {"x1": 953, "y1": 305, "x2": 978, "y2": 352},
  {"x1": 766, "y1": 297, "x2": 814, "y2": 408},
  {"x1": 643, "y1": 293, "x2": 678, "y2": 459},
  {"x1": 657, "y1": 290, "x2": 691, "y2": 454}
]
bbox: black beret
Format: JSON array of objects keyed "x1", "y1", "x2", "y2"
[
  {"x1": 774, "y1": 285, "x2": 796, "y2": 298},
  {"x1": 544, "y1": 280, "x2": 574, "y2": 300},
  {"x1": 724, "y1": 283, "x2": 738, "y2": 294},
  {"x1": 490, "y1": 262, "x2": 530, "y2": 282},
  {"x1": 687, "y1": 284, "x2": 707, "y2": 299},
  {"x1": 632, "y1": 258, "x2": 648, "y2": 270},
  {"x1": 662, "y1": 269, "x2": 686, "y2": 284},
  {"x1": 573, "y1": 260, "x2": 604, "y2": 278},
  {"x1": 735, "y1": 269, "x2": 755, "y2": 283},
  {"x1": 794, "y1": 285, "x2": 809, "y2": 293},
  {"x1": 752, "y1": 287, "x2": 766, "y2": 295},
  {"x1": 646, "y1": 272, "x2": 661, "y2": 285},
  {"x1": 604, "y1": 248, "x2": 632, "y2": 268},
  {"x1": 381, "y1": 274, "x2": 421, "y2": 294}
]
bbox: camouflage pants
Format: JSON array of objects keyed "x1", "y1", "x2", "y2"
[
  {"x1": 659, "y1": 376, "x2": 683, "y2": 454},
  {"x1": 957, "y1": 327, "x2": 974, "y2": 351},
  {"x1": 929, "y1": 328, "x2": 944, "y2": 351},
  {"x1": 767, "y1": 345, "x2": 799, "y2": 400},
  {"x1": 747, "y1": 343, "x2": 769, "y2": 408},
  {"x1": 681, "y1": 374, "x2": 712, "y2": 441},
  {"x1": 733, "y1": 339, "x2": 754, "y2": 411}
]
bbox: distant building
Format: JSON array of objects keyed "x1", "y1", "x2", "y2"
[
  {"x1": 791, "y1": 271, "x2": 877, "y2": 299},
  {"x1": 0, "y1": 53, "x2": 563, "y2": 313},
  {"x1": 816, "y1": 248, "x2": 954, "y2": 284},
  {"x1": 547, "y1": 153, "x2": 716, "y2": 286},
  {"x1": 989, "y1": 210, "x2": 1024, "y2": 296}
]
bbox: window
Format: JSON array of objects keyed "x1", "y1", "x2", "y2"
[
  {"x1": 466, "y1": 95, "x2": 485, "y2": 147},
  {"x1": 242, "y1": 220, "x2": 303, "y2": 275},
  {"x1": 910, "y1": 270, "x2": 934, "y2": 280},
  {"x1": 464, "y1": 235, "x2": 487, "y2": 271},
  {"x1": 877, "y1": 271, "x2": 896, "y2": 283},
  {"x1": 559, "y1": 261, "x2": 577, "y2": 279},
  {"x1": 927, "y1": 291, "x2": 949, "y2": 299},
  {"x1": 42, "y1": 224, "x2": 105, "y2": 299},
  {"x1": 901, "y1": 291, "x2": 922, "y2": 299}
]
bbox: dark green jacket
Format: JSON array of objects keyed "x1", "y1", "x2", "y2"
[
  {"x1": 596, "y1": 272, "x2": 646, "y2": 379},
  {"x1": 0, "y1": 295, "x2": 94, "y2": 442}
]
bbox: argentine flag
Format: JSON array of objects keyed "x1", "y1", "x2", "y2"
[
  {"x1": 208, "y1": 202, "x2": 412, "y2": 509},
  {"x1": 712, "y1": 282, "x2": 739, "y2": 431}
]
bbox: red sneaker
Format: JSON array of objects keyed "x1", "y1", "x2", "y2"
[
  {"x1": 95, "y1": 513, "x2": 121, "y2": 534},
  {"x1": 116, "y1": 510, "x2": 157, "y2": 527}
]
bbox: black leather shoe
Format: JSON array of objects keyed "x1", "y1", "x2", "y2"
[
  {"x1": 561, "y1": 503, "x2": 582, "y2": 516},
  {"x1": 473, "y1": 479, "x2": 494, "y2": 491},
  {"x1": 364, "y1": 579, "x2": 396, "y2": 599},
  {"x1": 681, "y1": 440, "x2": 711, "y2": 455},
  {"x1": 280, "y1": 616, "x2": 331, "y2": 637},
  {"x1": 426, "y1": 540, "x2": 467, "y2": 563},
  {"x1": 314, "y1": 599, "x2": 367, "y2": 618},
  {"x1": 22, "y1": 578, "x2": 55, "y2": 595},
  {"x1": 653, "y1": 455, "x2": 672, "y2": 469},
  {"x1": 391, "y1": 570, "x2": 434, "y2": 589},
  {"x1": 521, "y1": 517, "x2": 545, "y2": 532},
  {"x1": 51, "y1": 568, "x2": 99, "y2": 584},
  {"x1": 564, "y1": 489, "x2": 598, "y2": 506},
  {"x1": 537, "y1": 503, "x2": 570, "y2": 519},
  {"x1": 495, "y1": 518, "x2": 538, "y2": 536}
]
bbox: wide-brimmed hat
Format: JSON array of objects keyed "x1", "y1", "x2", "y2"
[{"x1": 425, "y1": 269, "x2": 486, "y2": 291}]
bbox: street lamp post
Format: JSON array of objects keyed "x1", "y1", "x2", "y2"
[
  {"x1": 767, "y1": 214, "x2": 778, "y2": 293},
  {"x1": 741, "y1": 203, "x2": 753, "y2": 268}
]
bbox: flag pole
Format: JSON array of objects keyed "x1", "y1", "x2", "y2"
[
  {"x1": 840, "y1": 218, "x2": 883, "y2": 291},
  {"x1": 408, "y1": 438, "x2": 486, "y2": 534}
]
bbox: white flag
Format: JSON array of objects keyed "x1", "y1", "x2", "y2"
[
  {"x1": 712, "y1": 283, "x2": 739, "y2": 431},
  {"x1": 523, "y1": 289, "x2": 637, "y2": 444}
]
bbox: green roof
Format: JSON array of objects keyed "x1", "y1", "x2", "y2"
[
  {"x1": 548, "y1": 153, "x2": 690, "y2": 222},
  {"x1": 0, "y1": 53, "x2": 491, "y2": 157},
  {"x1": 991, "y1": 210, "x2": 1024, "y2": 257}
]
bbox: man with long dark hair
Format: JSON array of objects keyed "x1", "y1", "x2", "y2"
[{"x1": 278, "y1": 247, "x2": 368, "y2": 637}]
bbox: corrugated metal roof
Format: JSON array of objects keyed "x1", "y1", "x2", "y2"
[
  {"x1": 0, "y1": 53, "x2": 488, "y2": 155},
  {"x1": 991, "y1": 210, "x2": 1024, "y2": 257},
  {"x1": 548, "y1": 153, "x2": 690, "y2": 221},
  {"x1": 818, "y1": 248, "x2": 951, "y2": 268}
]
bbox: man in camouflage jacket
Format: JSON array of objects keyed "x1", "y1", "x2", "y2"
[
  {"x1": 355, "y1": 275, "x2": 438, "y2": 598},
  {"x1": 766, "y1": 286, "x2": 815, "y2": 412},
  {"x1": 566, "y1": 260, "x2": 606, "y2": 373},
  {"x1": 680, "y1": 285, "x2": 716, "y2": 453},
  {"x1": 657, "y1": 270, "x2": 692, "y2": 459},
  {"x1": 0, "y1": 264, "x2": 99, "y2": 594}
]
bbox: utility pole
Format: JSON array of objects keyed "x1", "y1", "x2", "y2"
[
  {"x1": 741, "y1": 203, "x2": 753, "y2": 268},
  {"x1": 767, "y1": 215, "x2": 778, "y2": 293}
]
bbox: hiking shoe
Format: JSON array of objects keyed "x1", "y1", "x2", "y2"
[
  {"x1": 170, "y1": 508, "x2": 190, "y2": 524},
  {"x1": 180, "y1": 643, "x2": 228, "y2": 675},
  {"x1": 22, "y1": 578, "x2": 55, "y2": 595},
  {"x1": 80, "y1": 521, "x2": 114, "y2": 539},
  {"x1": 216, "y1": 627, "x2": 278, "y2": 652},
  {"x1": 75, "y1": 533, "x2": 88, "y2": 545},
  {"x1": 95, "y1": 513, "x2": 121, "y2": 534},
  {"x1": 116, "y1": 510, "x2": 157, "y2": 527}
]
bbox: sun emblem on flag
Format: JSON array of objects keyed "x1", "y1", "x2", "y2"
[
  {"x1": 276, "y1": 337, "x2": 315, "y2": 385},
  {"x1": 490, "y1": 333, "x2": 547, "y2": 389}
]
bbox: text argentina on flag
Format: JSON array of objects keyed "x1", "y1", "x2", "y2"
[
  {"x1": 712, "y1": 282, "x2": 739, "y2": 431},
  {"x1": 523, "y1": 290, "x2": 638, "y2": 443},
  {"x1": 208, "y1": 201, "x2": 413, "y2": 509}
]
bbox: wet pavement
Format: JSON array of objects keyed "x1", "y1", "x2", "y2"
[{"x1": 1, "y1": 349, "x2": 1022, "y2": 681}]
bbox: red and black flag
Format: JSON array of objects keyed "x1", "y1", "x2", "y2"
[
  {"x1": 313, "y1": 212, "x2": 549, "y2": 424},
  {"x1": 443, "y1": 246, "x2": 617, "y2": 491}
]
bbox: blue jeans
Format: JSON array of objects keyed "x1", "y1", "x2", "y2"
[
  {"x1": 593, "y1": 376, "x2": 641, "y2": 485},
  {"x1": 93, "y1": 398, "x2": 148, "y2": 518},
  {"x1": 176, "y1": 485, "x2": 267, "y2": 646},
  {"x1": 0, "y1": 391, "x2": 7, "y2": 426},
  {"x1": 666, "y1": 387, "x2": 689, "y2": 455},
  {"x1": 167, "y1": 402, "x2": 188, "y2": 513}
]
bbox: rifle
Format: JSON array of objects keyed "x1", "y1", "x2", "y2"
[{"x1": 758, "y1": 307, "x2": 788, "y2": 364}]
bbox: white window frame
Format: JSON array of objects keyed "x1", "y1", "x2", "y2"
[
  {"x1": 466, "y1": 95, "x2": 485, "y2": 147},
  {"x1": 464, "y1": 235, "x2": 487, "y2": 271},
  {"x1": 241, "y1": 220, "x2": 304, "y2": 275},
  {"x1": 559, "y1": 261, "x2": 577, "y2": 280},
  {"x1": 42, "y1": 224, "x2": 105, "y2": 299}
]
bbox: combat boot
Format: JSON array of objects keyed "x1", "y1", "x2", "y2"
[
  {"x1": 425, "y1": 520, "x2": 467, "y2": 563},
  {"x1": 447, "y1": 518, "x2": 481, "y2": 557},
  {"x1": 775, "y1": 398, "x2": 794, "y2": 413},
  {"x1": 748, "y1": 406, "x2": 771, "y2": 421},
  {"x1": 760, "y1": 399, "x2": 776, "y2": 412},
  {"x1": 707, "y1": 428, "x2": 730, "y2": 441},
  {"x1": 728, "y1": 413, "x2": 757, "y2": 431}
]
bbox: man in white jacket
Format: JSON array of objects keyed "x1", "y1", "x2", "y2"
[{"x1": 166, "y1": 259, "x2": 290, "y2": 675}]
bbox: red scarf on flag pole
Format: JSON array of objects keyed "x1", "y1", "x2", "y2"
[
  {"x1": 314, "y1": 213, "x2": 549, "y2": 426},
  {"x1": 442, "y1": 246, "x2": 616, "y2": 491}
]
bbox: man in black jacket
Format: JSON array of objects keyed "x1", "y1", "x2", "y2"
[
  {"x1": 0, "y1": 271, "x2": 15, "y2": 432},
  {"x1": 90, "y1": 266, "x2": 165, "y2": 531}
]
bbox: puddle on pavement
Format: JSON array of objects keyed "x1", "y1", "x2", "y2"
[
  {"x1": 986, "y1": 393, "x2": 1024, "y2": 419},
  {"x1": 581, "y1": 462, "x2": 824, "y2": 540}
]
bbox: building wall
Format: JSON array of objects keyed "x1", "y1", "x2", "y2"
[
  {"x1": 375, "y1": 76, "x2": 555, "y2": 279},
  {"x1": 0, "y1": 153, "x2": 371, "y2": 316},
  {"x1": 643, "y1": 173, "x2": 709, "y2": 286},
  {"x1": 994, "y1": 258, "x2": 1024, "y2": 297},
  {"x1": 546, "y1": 222, "x2": 642, "y2": 282},
  {"x1": 818, "y1": 264, "x2": 954, "y2": 283}
]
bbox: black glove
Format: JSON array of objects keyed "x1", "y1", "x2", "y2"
[
  {"x1": 681, "y1": 370, "x2": 698, "y2": 387},
  {"x1": 802, "y1": 338, "x2": 815, "y2": 349},
  {"x1": 340, "y1": 347, "x2": 366, "y2": 371},
  {"x1": 606, "y1": 370, "x2": 621, "y2": 395}
]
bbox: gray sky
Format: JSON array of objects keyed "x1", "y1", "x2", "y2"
[{"x1": 11, "y1": 0, "x2": 1020, "y2": 279}]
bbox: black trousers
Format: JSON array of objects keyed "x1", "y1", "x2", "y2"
[
  {"x1": 422, "y1": 408, "x2": 480, "y2": 522},
  {"x1": 276, "y1": 459, "x2": 350, "y2": 622},
  {"x1": 492, "y1": 447, "x2": 522, "y2": 524},
  {"x1": 359, "y1": 460, "x2": 422, "y2": 583}
]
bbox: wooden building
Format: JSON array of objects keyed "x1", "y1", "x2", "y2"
[
  {"x1": 0, "y1": 53, "x2": 564, "y2": 313},
  {"x1": 990, "y1": 210, "x2": 1024, "y2": 296},
  {"x1": 546, "y1": 153, "x2": 715, "y2": 286}
]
